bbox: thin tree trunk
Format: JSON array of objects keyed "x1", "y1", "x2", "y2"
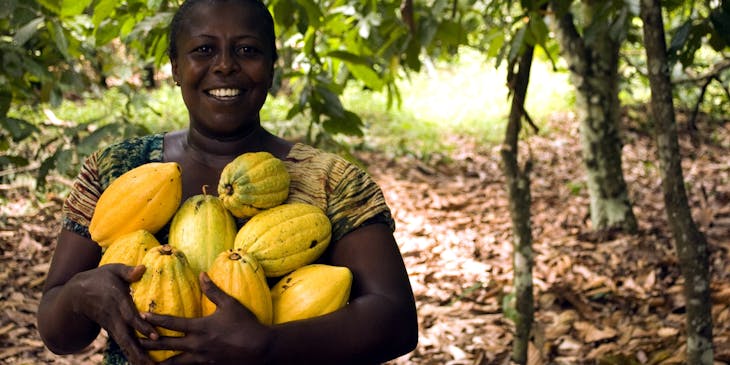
[
  {"x1": 500, "y1": 42, "x2": 535, "y2": 365},
  {"x1": 639, "y1": 1, "x2": 714, "y2": 363},
  {"x1": 550, "y1": 0, "x2": 637, "y2": 233}
]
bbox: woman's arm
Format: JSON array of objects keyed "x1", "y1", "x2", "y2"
[
  {"x1": 141, "y1": 222, "x2": 418, "y2": 365},
  {"x1": 37, "y1": 229, "x2": 158, "y2": 364}
]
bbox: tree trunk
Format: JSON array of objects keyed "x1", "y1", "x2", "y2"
[
  {"x1": 500, "y1": 41, "x2": 535, "y2": 365},
  {"x1": 639, "y1": 1, "x2": 714, "y2": 363},
  {"x1": 550, "y1": 0, "x2": 637, "y2": 233}
]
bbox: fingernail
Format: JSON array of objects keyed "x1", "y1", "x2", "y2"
[{"x1": 149, "y1": 332, "x2": 159, "y2": 340}]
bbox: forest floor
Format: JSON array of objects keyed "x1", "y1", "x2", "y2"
[{"x1": 1, "y1": 111, "x2": 729, "y2": 364}]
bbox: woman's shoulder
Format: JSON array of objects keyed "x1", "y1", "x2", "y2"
[
  {"x1": 95, "y1": 133, "x2": 165, "y2": 188},
  {"x1": 286, "y1": 142, "x2": 362, "y2": 169}
]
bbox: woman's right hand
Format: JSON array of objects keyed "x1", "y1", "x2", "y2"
[{"x1": 64, "y1": 263, "x2": 159, "y2": 365}]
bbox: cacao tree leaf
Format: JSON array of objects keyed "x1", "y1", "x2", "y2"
[
  {"x1": 0, "y1": 0, "x2": 17, "y2": 19},
  {"x1": 297, "y1": 0, "x2": 323, "y2": 27},
  {"x1": 0, "y1": 118, "x2": 40, "y2": 142},
  {"x1": 13, "y1": 17, "x2": 44, "y2": 46},
  {"x1": 77, "y1": 122, "x2": 125, "y2": 155},
  {"x1": 322, "y1": 109, "x2": 363, "y2": 136},
  {"x1": 0, "y1": 155, "x2": 30, "y2": 167},
  {"x1": 668, "y1": 20, "x2": 691, "y2": 58},
  {"x1": 345, "y1": 62, "x2": 384, "y2": 91},
  {"x1": 37, "y1": 0, "x2": 61, "y2": 14},
  {"x1": 60, "y1": 0, "x2": 93, "y2": 17},
  {"x1": 47, "y1": 19, "x2": 70, "y2": 59},
  {"x1": 92, "y1": 0, "x2": 117, "y2": 27},
  {"x1": 709, "y1": 6, "x2": 730, "y2": 47},
  {"x1": 94, "y1": 20, "x2": 120, "y2": 46},
  {"x1": 0, "y1": 88, "x2": 10, "y2": 119},
  {"x1": 53, "y1": 148, "x2": 74, "y2": 176}
]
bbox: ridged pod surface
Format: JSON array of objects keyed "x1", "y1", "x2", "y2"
[
  {"x1": 89, "y1": 162, "x2": 182, "y2": 248},
  {"x1": 168, "y1": 189, "x2": 236, "y2": 275},
  {"x1": 98, "y1": 230, "x2": 160, "y2": 267},
  {"x1": 130, "y1": 245, "x2": 201, "y2": 362},
  {"x1": 234, "y1": 203, "x2": 332, "y2": 277},
  {"x1": 217, "y1": 151, "x2": 290, "y2": 218},
  {"x1": 270, "y1": 264, "x2": 352, "y2": 324},
  {"x1": 202, "y1": 248, "x2": 273, "y2": 324}
]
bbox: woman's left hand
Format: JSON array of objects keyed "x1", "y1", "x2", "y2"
[{"x1": 138, "y1": 273, "x2": 272, "y2": 365}]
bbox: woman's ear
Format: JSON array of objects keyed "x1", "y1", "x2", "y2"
[{"x1": 171, "y1": 58, "x2": 180, "y2": 85}]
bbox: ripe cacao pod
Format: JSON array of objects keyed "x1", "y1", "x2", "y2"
[
  {"x1": 131, "y1": 245, "x2": 201, "y2": 362},
  {"x1": 234, "y1": 203, "x2": 332, "y2": 277},
  {"x1": 98, "y1": 229, "x2": 160, "y2": 267},
  {"x1": 217, "y1": 151, "x2": 290, "y2": 218},
  {"x1": 202, "y1": 248, "x2": 273, "y2": 324},
  {"x1": 270, "y1": 264, "x2": 352, "y2": 324},
  {"x1": 168, "y1": 187, "x2": 237, "y2": 275},
  {"x1": 89, "y1": 162, "x2": 182, "y2": 248}
]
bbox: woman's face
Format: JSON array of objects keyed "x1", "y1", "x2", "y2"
[{"x1": 171, "y1": 1, "x2": 275, "y2": 139}]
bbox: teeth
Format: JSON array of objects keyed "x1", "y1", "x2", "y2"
[{"x1": 208, "y1": 88, "x2": 240, "y2": 97}]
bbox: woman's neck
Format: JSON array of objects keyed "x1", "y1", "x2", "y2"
[{"x1": 185, "y1": 124, "x2": 270, "y2": 158}]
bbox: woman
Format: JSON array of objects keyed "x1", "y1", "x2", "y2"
[{"x1": 36, "y1": 0, "x2": 419, "y2": 364}]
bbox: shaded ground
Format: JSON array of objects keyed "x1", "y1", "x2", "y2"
[{"x1": 1, "y1": 112, "x2": 729, "y2": 364}]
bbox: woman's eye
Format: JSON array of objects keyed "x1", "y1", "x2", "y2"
[
  {"x1": 236, "y1": 46, "x2": 258, "y2": 56},
  {"x1": 194, "y1": 45, "x2": 212, "y2": 54}
]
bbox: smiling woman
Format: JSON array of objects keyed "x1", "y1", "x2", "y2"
[{"x1": 35, "y1": 1, "x2": 418, "y2": 364}]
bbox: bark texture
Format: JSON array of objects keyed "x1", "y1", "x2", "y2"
[
  {"x1": 500, "y1": 44, "x2": 535, "y2": 364},
  {"x1": 639, "y1": 0, "x2": 714, "y2": 363},
  {"x1": 550, "y1": 0, "x2": 637, "y2": 233}
]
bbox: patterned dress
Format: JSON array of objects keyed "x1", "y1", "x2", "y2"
[{"x1": 60, "y1": 133, "x2": 395, "y2": 364}]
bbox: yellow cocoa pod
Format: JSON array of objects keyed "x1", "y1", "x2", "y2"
[
  {"x1": 234, "y1": 203, "x2": 331, "y2": 277},
  {"x1": 202, "y1": 248, "x2": 273, "y2": 324},
  {"x1": 169, "y1": 186, "x2": 237, "y2": 275},
  {"x1": 217, "y1": 151, "x2": 290, "y2": 218},
  {"x1": 131, "y1": 245, "x2": 201, "y2": 362},
  {"x1": 270, "y1": 264, "x2": 352, "y2": 324},
  {"x1": 89, "y1": 162, "x2": 182, "y2": 248},
  {"x1": 98, "y1": 230, "x2": 160, "y2": 267}
]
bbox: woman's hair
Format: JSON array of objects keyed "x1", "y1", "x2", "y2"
[{"x1": 167, "y1": 0, "x2": 278, "y2": 63}]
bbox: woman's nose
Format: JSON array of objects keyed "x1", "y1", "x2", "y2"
[{"x1": 213, "y1": 49, "x2": 240, "y2": 74}]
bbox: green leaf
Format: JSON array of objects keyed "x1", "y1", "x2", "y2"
[
  {"x1": 710, "y1": 6, "x2": 730, "y2": 47},
  {"x1": 61, "y1": 0, "x2": 93, "y2": 17},
  {"x1": 47, "y1": 19, "x2": 70, "y2": 59},
  {"x1": 322, "y1": 109, "x2": 364, "y2": 136},
  {"x1": 37, "y1": 0, "x2": 61, "y2": 14},
  {"x1": 527, "y1": 12, "x2": 549, "y2": 47},
  {"x1": 95, "y1": 20, "x2": 120, "y2": 46},
  {"x1": 346, "y1": 62, "x2": 384, "y2": 91},
  {"x1": 297, "y1": 0, "x2": 323, "y2": 27},
  {"x1": 92, "y1": 0, "x2": 117, "y2": 27},
  {"x1": 668, "y1": 20, "x2": 691, "y2": 57},
  {"x1": 0, "y1": 0, "x2": 17, "y2": 19},
  {"x1": 0, "y1": 88, "x2": 10, "y2": 118},
  {"x1": 13, "y1": 17, "x2": 45, "y2": 46},
  {"x1": 77, "y1": 123, "x2": 123, "y2": 155},
  {"x1": 0, "y1": 118, "x2": 40, "y2": 142},
  {"x1": 0, "y1": 154, "x2": 30, "y2": 167},
  {"x1": 326, "y1": 50, "x2": 370, "y2": 65},
  {"x1": 314, "y1": 84, "x2": 345, "y2": 119},
  {"x1": 507, "y1": 25, "x2": 527, "y2": 64}
]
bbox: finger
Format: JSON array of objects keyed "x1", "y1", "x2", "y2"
[
  {"x1": 199, "y1": 272, "x2": 235, "y2": 308},
  {"x1": 125, "y1": 264, "x2": 147, "y2": 282},
  {"x1": 156, "y1": 350, "x2": 206, "y2": 365},
  {"x1": 138, "y1": 335, "x2": 198, "y2": 353},
  {"x1": 108, "y1": 324, "x2": 155, "y2": 365},
  {"x1": 101, "y1": 263, "x2": 146, "y2": 283},
  {"x1": 119, "y1": 299, "x2": 159, "y2": 340},
  {"x1": 142, "y1": 312, "x2": 199, "y2": 333}
]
